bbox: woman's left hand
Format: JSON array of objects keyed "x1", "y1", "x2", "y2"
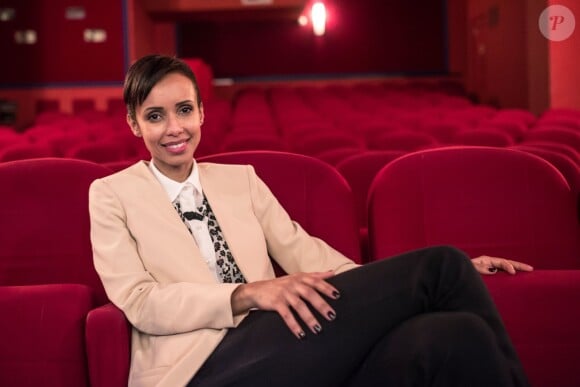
[{"x1": 471, "y1": 255, "x2": 534, "y2": 275}]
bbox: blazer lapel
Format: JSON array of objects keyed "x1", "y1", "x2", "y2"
[
  {"x1": 131, "y1": 162, "x2": 213, "y2": 277},
  {"x1": 198, "y1": 164, "x2": 264, "y2": 282}
]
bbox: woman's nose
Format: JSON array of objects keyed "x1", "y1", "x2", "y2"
[{"x1": 166, "y1": 114, "x2": 184, "y2": 135}]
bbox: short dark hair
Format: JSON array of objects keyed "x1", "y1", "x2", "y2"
[{"x1": 123, "y1": 54, "x2": 202, "y2": 121}]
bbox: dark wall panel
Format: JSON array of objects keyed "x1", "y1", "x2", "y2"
[
  {"x1": 0, "y1": 0, "x2": 125, "y2": 85},
  {"x1": 178, "y1": 1, "x2": 447, "y2": 78}
]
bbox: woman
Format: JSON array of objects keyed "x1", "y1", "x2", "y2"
[{"x1": 89, "y1": 54, "x2": 532, "y2": 387}]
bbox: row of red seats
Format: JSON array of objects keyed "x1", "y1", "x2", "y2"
[
  {"x1": 1, "y1": 84, "x2": 578, "y2": 162},
  {"x1": 0, "y1": 148, "x2": 578, "y2": 386},
  {"x1": 0, "y1": 122, "x2": 578, "y2": 166}
]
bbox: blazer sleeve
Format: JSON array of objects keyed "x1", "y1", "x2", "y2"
[
  {"x1": 89, "y1": 178, "x2": 243, "y2": 336},
  {"x1": 245, "y1": 166, "x2": 360, "y2": 275}
]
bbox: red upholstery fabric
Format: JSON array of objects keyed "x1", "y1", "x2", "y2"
[
  {"x1": 181, "y1": 58, "x2": 214, "y2": 102},
  {"x1": 313, "y1": 147, "x2": 363, "y2": 166},
  {"x1": 221, "y1": 133, "x2": 288, "y2": 152},
  {"x1": 369, "y1": 130, "x2": 437, "y2": 151},
  {"x1": 86, "y1": 303, "x2": 131, "y2": 387},
  {"x1": 66, "y1": 140, "x2": 132, "y2": 163},
  {"x1": 511, "y1": 145, "x2": 580, "y2": 193},
  {"x1": 336, "y1": 151, "x2": 406, "y2": 229},
  {"x1": 290, "y1": 131, "x2": 364, "y2": 156},
  {"x1": 336, "y1": 150, "x2": 406, "y2": 262},
  {"x1": 368, "y1": 147, "x2": 580, "y2": 268},
  {"x1": 0, "y1": 284, "x2": 93, "y2": 386},
  {"x1": 453, "y1": 128, "x2": 515, "y2": 147},
  {"x1": 0, "y1": 158, "x2": 111, "y2": 303},
  {"x1": 518, "y1": 141, "x2": 579, "y2": 165},
  {"x1": 198, "y1": 151, "x2": 362, "y2": 263},
  {"x1": 483, "y1": 271, "x2": 580, "y2": 387},
  {"x1": 0, "y1": 143, "x2": 54, "y2": 161},
  {"x1": 524, "y1": 128, "x2": 580, "y2": 150},
  {"x1": 102, "y1": 159, "x2": 137, "y2": 173},
  {"x1": 0, "y1": 158, "x2": 131, "y2": 387}
]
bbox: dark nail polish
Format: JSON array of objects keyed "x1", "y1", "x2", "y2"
[
  {"x1": 327, "y1": 311, "x2": 336, "y2": 321},
  {"x1": 332, "y1": 290, "x2": 341, "y2": 299},
  {"x1": 298, "y1": 331, "x2": 306, "y2": 340},
  {"x1": 314, "y1": 324, "x2": 322, "y2": 333}
]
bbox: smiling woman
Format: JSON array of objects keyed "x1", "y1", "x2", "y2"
[
  {"x1": 88, "y1": 54, "x2": 531, "y2": 387},
  {"x1": 124, "y1": 58, "x2": 204, "y2": 182}
]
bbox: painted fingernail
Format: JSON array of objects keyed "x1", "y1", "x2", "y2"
[
  {"x1": 332, "y1": 290, "x2": 341, "y2": 299},
  {"x1": 298, "y1": 331, "x2": 306, "y2": 340},
  {"x1": 488, "y1": 267, "x2": 498, "y2": 273},
  {"x1": 314, "y1": 324, "x2": 322, "y2": 333},
  {"x1": 327, "y1": 311, "x2": 336, "y2": 321}
]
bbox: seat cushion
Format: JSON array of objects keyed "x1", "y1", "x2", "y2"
[{"x1": 0, "y1": 284, "x2": 94, "y2": 386}]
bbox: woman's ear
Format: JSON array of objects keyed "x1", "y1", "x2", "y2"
[
  {"x1": 127, "y1": 114, "x2": 142, "y2": 137},
  {"x1": 199, "y1": 103, "x2": 205, "y2": 126}
]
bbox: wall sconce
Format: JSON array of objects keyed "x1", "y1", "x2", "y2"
[{"x1": 311, "y1": 2, "x2": 326, "y2": 36}]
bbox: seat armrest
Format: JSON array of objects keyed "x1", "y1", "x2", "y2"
[
  {"x1": 484, "y1": 270, "x2": 580, "y2": 387},
  {"x1": 86, "y1": 302, "x2": 131, "y2": 387},
  {"x1": 0, "y1": 284, "x2": 93, "y2": 386}
]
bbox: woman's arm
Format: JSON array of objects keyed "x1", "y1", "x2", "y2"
[{"x1": 89, "y1": 178, "x2": 242, "y2": 336}]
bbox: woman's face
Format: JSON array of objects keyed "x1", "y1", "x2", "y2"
[{"x1": 128, "y1": 72, "x2": 204, "y2": 182}]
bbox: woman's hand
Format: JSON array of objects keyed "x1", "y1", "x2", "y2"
[
  {"x1": 471, "y1": 255, "x2": 534, "y2": 275},
  {"x1": 231, "y1": 271, "x2": 340, "y2": 339}
]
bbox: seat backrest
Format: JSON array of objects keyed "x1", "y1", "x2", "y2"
[
  {"x1": 453, "y1": 128, "x2": 514, "y2": 147},
  {"x1": 368, "y1": 146, "x2": 580, "y2": 269},
  {"x1": 524, "y1": 128, "x2": 580, "y2": 150},
  {"x1": 0, "y1": 143, "x2": 55, "y2": 161},
  {"x1": 0, "y1": 158, "x2": 112, "y2": 304},
  {"x1": 290, "y1": 131, "x2": 363, "y2": 156},
  {"x1": 370, "y1": 130, "x2": 437, "y2": 151},
  {"x1": 67, "y1": 140, "x2": 130, "y2": 163},
  {"x1": 511, "y1": 145, "x2": 580, "y2": 193},
  {"x1": 336, "y1": 150, "x2": 405, "y2": 229},
  {"x1": 198, "y1": 150, "x2": 362, "y2": 263}
]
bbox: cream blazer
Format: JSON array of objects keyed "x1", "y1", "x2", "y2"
[{"x1": 89, "y1": 161, "x2": 358, "y2": 387}]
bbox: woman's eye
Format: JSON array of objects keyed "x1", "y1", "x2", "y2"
[
  {"x1": 179, "y1": 106, "x2": 193, "y2": 115},
  {"x1": 147, "y1": 113, "x2": 162, "y2": 121}
]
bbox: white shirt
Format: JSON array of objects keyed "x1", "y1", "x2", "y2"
[{"x1": 149, "y1": 160, "x2": 221, "y2": 282}]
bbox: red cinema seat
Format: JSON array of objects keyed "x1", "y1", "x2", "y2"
[
  {"x1": 0, "y1": 158, "x2": 130, "y2": 387},
  {"x1": 198, "y1": 150, "x2": 361, "y2": 264},
  {"x1": 67, "y1": 140, "x2": 131, "y2": 163},
  {"x1": 221, "y1": 133, "x2": 288, "y2": 152},
  {"x1": 0, "y1": 143, "x2": 54, "y2": 161},
  {"x1": 367, "y1": 146, "x2": 580, "y2": 268},
  {"x1": 367, "y1": 146, "x2": 580, "y2": 387},
  {"x1": 453, "y1": 128, "x2": 514, "y2": 147}
]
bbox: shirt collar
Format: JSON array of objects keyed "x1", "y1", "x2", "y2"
[{"x1": 149, "y1": 159, "x2": 203, "y2": 203}]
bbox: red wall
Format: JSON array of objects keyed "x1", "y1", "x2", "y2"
[
  {"x1": 0, "y1": 0, "x2": 125, "y2": 85},
  {"x1": 549, "y1": 0, "x2": 580, "y2": 109},
  {"x1": 178, "y1": 1, "x2": 448, "y2": 78}
]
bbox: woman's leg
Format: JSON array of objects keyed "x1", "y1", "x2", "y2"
[
  {"x1": 188, "y1": 246, "x2": 528, "y2": 387},
  {"x1": 345, "y1": 312, "x2": 516, "y2": 387}
]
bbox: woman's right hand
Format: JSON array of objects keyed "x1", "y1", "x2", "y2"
[{"x1": 231, "y1": 271, "x2": 340, "y2": 339}]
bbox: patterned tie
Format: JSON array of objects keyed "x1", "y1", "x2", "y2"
[{"x1": 173, "y1": 192, "x2": 247, "y2": 284}]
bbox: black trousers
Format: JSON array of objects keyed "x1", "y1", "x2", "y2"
[{"x1": 188, "y1": 246, "x2": 529, "y2": 387}]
